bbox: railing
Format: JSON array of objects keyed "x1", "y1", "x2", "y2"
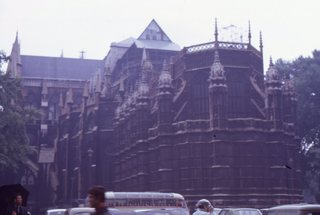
[
  {"x1": 186, "y1": 41, "x2": 255, "y2": 54},
  {"x1": 22, "y1": 77, "x2": 86, "y2": 88}
]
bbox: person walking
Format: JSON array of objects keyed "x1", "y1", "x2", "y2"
[
  {"x1": 8, "y1": 194, "x2": 29, "y2": 215},
  {"x1": 192, "y1": 199, "x2": 214, "y2": 215},
  {"x1": 87, "y1": 186, "x2": 110, "y2": 215}
]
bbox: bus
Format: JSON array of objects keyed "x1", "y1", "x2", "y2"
[
  {"x1": 104, "y1": 192, "x2": 189, "y2": 213},
  {"x1": 267, "y1": 203, "x2": 320, "y2": 215}
]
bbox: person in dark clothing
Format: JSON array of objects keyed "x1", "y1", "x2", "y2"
[
  {"x1": 87, "y1": 186, "x2": 109, "y2": 215},
  {"x1": 8, "y1": 194, "x2": 29, "y2": 215}
]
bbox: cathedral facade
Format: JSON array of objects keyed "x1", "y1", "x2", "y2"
[{"x1": 8, "y1": 19, "x2": 302, "y2": 209}]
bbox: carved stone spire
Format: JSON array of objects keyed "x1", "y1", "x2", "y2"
[
  {"x1": 248, "y1": 21, "x2": 252, "y2": 45},
  {"x1": 266, "y1": 57, "x2": 280, "y2": 82},
  {"x1": 214, "y1": 18, "x2": 218, "y2": 43},
  {"x1": 259, "y1": 31, "x2": 263, "y2": 55},
  {"x1": 8, "y1": 32, "x2": 22, "y2": 78}
]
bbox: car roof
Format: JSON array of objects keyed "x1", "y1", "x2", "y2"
[
  {"x1": 68, "y1": 207, "x2": 94, "y2": 213},
  {"x1": 222, "y1": 208, "x2": 260, "y2": 211},
  {"x1": 47, "y1": 209, "x2": 67, "y2": 212},
  {"x1": 269, "y1": 204, "x2": 320, "y2": 210}
]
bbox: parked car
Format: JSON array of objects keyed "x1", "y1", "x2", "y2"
[
  {"x1": 66, "y1": 207, "x2": 94, "y2": 215},
  {"x1": 266, "y1": 203, "x2": 320, "y2": 215},
  {"x1": 213, "y1": 208, "x2": 222, "y2": 215},
  {"x1": 134, "y1": 208, "x2": 189, "y2": 215},
  {"x1": 218, "y1": 208, "x2": 262, "y2": 215},
  {"x1": 46, "y1": 209, "x2": 66, "y2": 215}
]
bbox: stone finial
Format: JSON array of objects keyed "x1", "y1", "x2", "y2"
[
  {"x1": 210, "y1": 50, "x2": 225, "y2": 78},
  {"x1": 266, "y1": 57, "x2": 279, "y2": 81}
]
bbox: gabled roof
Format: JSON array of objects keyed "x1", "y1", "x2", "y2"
[
  {"x1": 138, "y1": 19, "x2": 172, "y2": 42},
  {"x1": 21, "y1": 55, "x2": 103, "y2": 80},
  {"x1": 135, "y1": 19, "x2": 180, "y2": 51}
]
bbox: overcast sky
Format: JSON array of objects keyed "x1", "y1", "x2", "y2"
[{"x1": 1, "y1": 0, "x2": 319, "y2": 70}]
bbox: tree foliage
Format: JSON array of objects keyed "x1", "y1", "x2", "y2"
[
  {"x1": 0, "y1": 53, "x2": 36, "y2": 172},
  {"x1": 275, "y1": 50, "x2": 320, "y2": 202}
]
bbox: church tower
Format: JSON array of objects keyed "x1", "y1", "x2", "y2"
[{"x1": 7, "y1": 33, "x2": 22, "y2": 78}]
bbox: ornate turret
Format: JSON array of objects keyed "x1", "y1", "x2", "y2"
[
  {"x1": 157, "y1": 60, "x2": 173, "y2": 125},
  {"x1": 158, "y1": 60, "x2": 173, "y2": 92},
  {"x1": 266, "y1": 57, "x2": 280, "y2": 83},
  {"x1": 141, "y1": 48, "x2": 153, "y2": 83},
  {"x1": 265, "y1": 57, "x2": 283, "y2": 129}
]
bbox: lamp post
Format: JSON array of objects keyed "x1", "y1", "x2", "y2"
[
  {"x1": 87, "y1": 148, "x2": 93, "y2": 187},
  {"x1": 62, "y1": 168, "x2": 67, "y2": 201},
  {"x1": 73, "y1": 167, "x2": 80, "y2": 200}
]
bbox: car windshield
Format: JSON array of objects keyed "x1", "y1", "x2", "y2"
[{"x1": 133, "y1": 208, "x2": 189, "y2": 215}]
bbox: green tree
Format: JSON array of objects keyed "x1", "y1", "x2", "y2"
[
  {"x1": 0, "y1": 53, "x2": 36, "y2": 174},
  {"x1": 275, "y1": 50, "x2": 320, "y2": 137},
  {"x1": 275, "y1": 50, "x2": 320, "y2": 202}
]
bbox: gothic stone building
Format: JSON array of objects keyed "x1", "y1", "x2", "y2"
[{"x1": 8, "y1": 20, "x2": 302, "y2": 208}]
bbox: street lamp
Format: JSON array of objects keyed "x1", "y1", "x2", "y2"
[
  {"x1": 87, "y1": 148, "x2": 93, "y2": 187},
  {"x1": 62, "y1": 168, "x2": 67, "y2": 201},
  {"x1": 73, "y1": 167, "x2": 81, "y2": 199}
]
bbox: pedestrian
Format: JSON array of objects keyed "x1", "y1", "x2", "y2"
[
  {"x1": 87, "y1": 185, "x2": 110, "y2": 215},
  {"x1": 8, "y1": 194, "x2": 29, "y2": 215},
  {"x1": 192, "y1": 199, "x2": 214, "y2": 215}
]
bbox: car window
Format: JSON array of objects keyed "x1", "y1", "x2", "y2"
[
  {"x1": 75, "y1": 213, "x2": 92, "y2": 215},
  {"x1": 234, "y1": 210, "x2": 261, "y2": 215},
  {"x1": 50, "y1": 212, "x2": 66, "y2": 215}
]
